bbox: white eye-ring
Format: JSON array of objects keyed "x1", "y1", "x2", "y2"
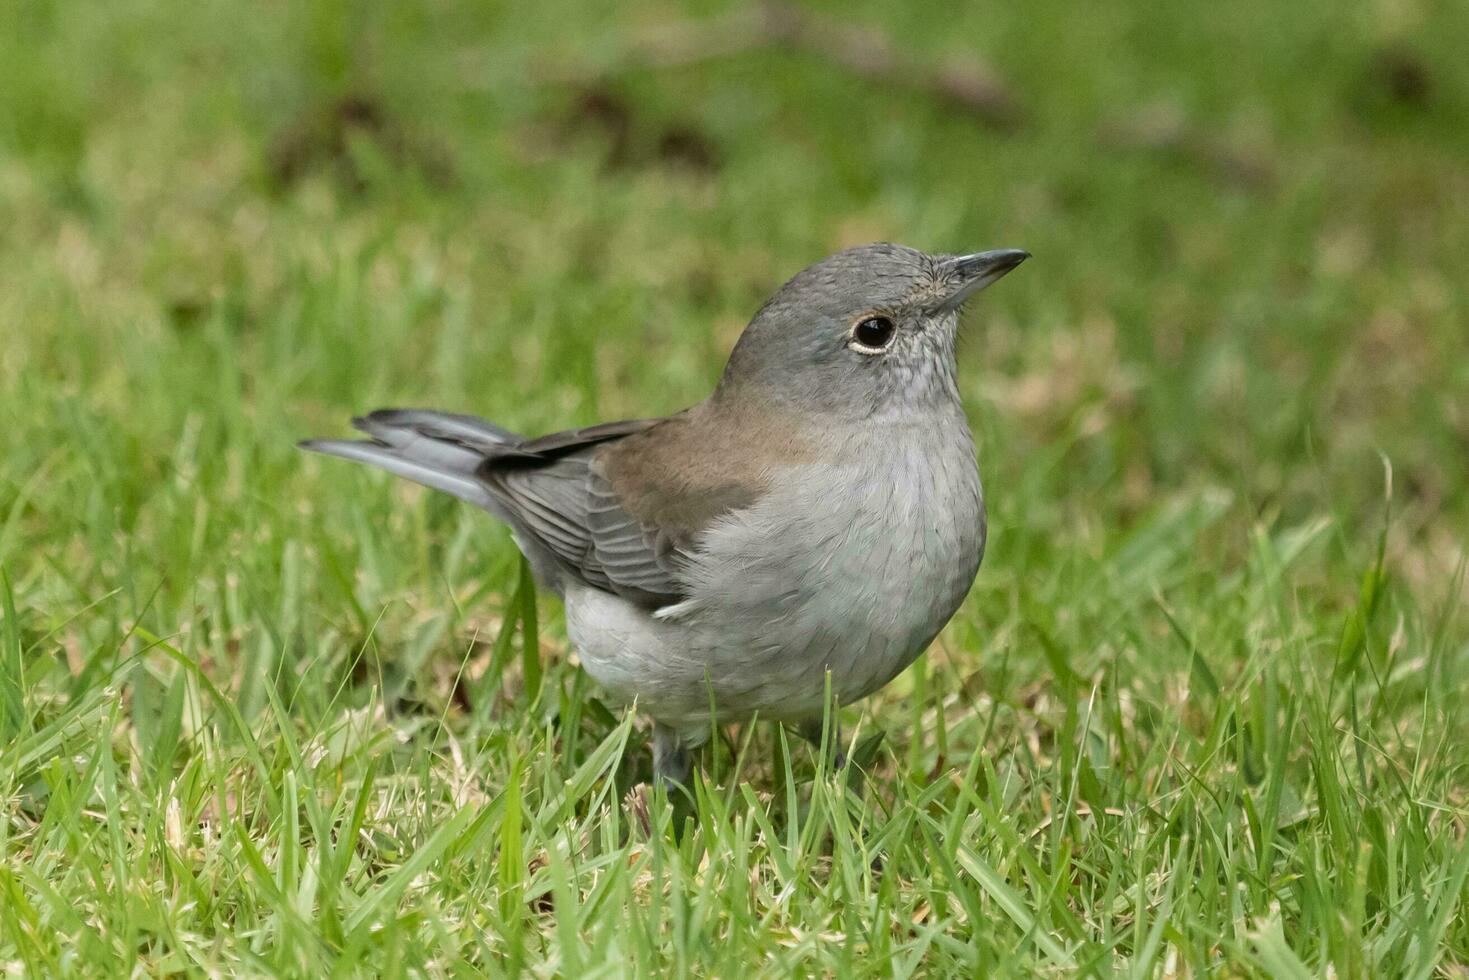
[{"x1": 849, "y1": 315, "x2": 896, "y2": 354}]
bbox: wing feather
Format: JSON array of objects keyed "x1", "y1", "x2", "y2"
[{"x1": 306, "y1": 408, "x2": 766, "y2": 611}]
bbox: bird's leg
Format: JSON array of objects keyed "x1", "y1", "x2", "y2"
[
  {"x1": 797, "y1": 717, "x2": 847, "y2": 771},
  {"x1": 651, "y1": 724, "x2": 693, "y2": 789},
  {"x1": 651, "y1": 724, "x2": 698, "y2": 837}
]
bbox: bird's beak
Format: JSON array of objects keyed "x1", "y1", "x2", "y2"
[{"x1": 934, "y1": 249, "x2": 1030, "y2": 312}]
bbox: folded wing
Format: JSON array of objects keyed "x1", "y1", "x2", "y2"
[{"x1": 302, "y1": 408, "x2": 752, "y2": 609}]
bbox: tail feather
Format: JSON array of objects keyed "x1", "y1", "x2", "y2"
[
  {"x1": 354, "y1": 409, "x2": 517, "y2": 453},
  {"x1": 348, "y1": 421, "x2": 488, "y2": 473},
  {"x1": 300, "y1": 408, "x2": 519, "y2": 510}
]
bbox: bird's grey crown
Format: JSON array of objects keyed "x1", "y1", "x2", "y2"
[{"x1": 749, "y1": 242, "x2": 934, "y2": 321}]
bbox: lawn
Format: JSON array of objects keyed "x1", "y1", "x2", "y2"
[{"x1": 3, "y1": 0, "x2": 1468, "y2": 974}]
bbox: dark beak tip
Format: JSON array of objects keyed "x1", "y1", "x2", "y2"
[
  {"x1": 936, "y1": 247, "x2": 1030, "y2": 310},
  {"x1": 952, "y1": 247, "x2": 1031, "y2": 274}
]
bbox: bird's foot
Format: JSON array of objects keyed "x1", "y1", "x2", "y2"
[
  {"x1": 650, "y1": 724, "x2": 698, "y2": 838},
  {"x1": 651, "y1": 724, "x2": 694, "y2": 787}
]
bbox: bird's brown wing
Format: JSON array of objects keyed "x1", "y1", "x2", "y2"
[
  {"x1": 306, "y1": 405, "x2": 792, "y2": 610},
  {"x1": 483, "y1": 410, "x2": 766, "y2": 609}
]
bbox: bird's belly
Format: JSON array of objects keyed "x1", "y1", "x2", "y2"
[
  {"x1": 746, "y1": 470, "x2": 983, "y2": 714},
  {"x1": 567, "y1": 442, "x2": 984, "y2": 733}
]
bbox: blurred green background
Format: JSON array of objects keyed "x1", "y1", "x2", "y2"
[{"x1": 2, "y1": 0, "x2": 1468, "y2": 973}]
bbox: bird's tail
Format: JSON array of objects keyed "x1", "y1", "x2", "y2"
[{"x1": 299, "y1": 409, "x2": 521, "y2": 509}]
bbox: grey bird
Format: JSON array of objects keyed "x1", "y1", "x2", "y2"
[{"x1": 301, "y1": 242, "x2": 1028, "y2": 785}]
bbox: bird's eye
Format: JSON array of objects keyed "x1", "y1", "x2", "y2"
[{"x1": 851, "y1": 315, "x2": 896, "y2": 353}]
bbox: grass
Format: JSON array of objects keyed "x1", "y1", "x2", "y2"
[{"x1": 3, "y1": 0, "x2": 1468, "y2": 974}]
